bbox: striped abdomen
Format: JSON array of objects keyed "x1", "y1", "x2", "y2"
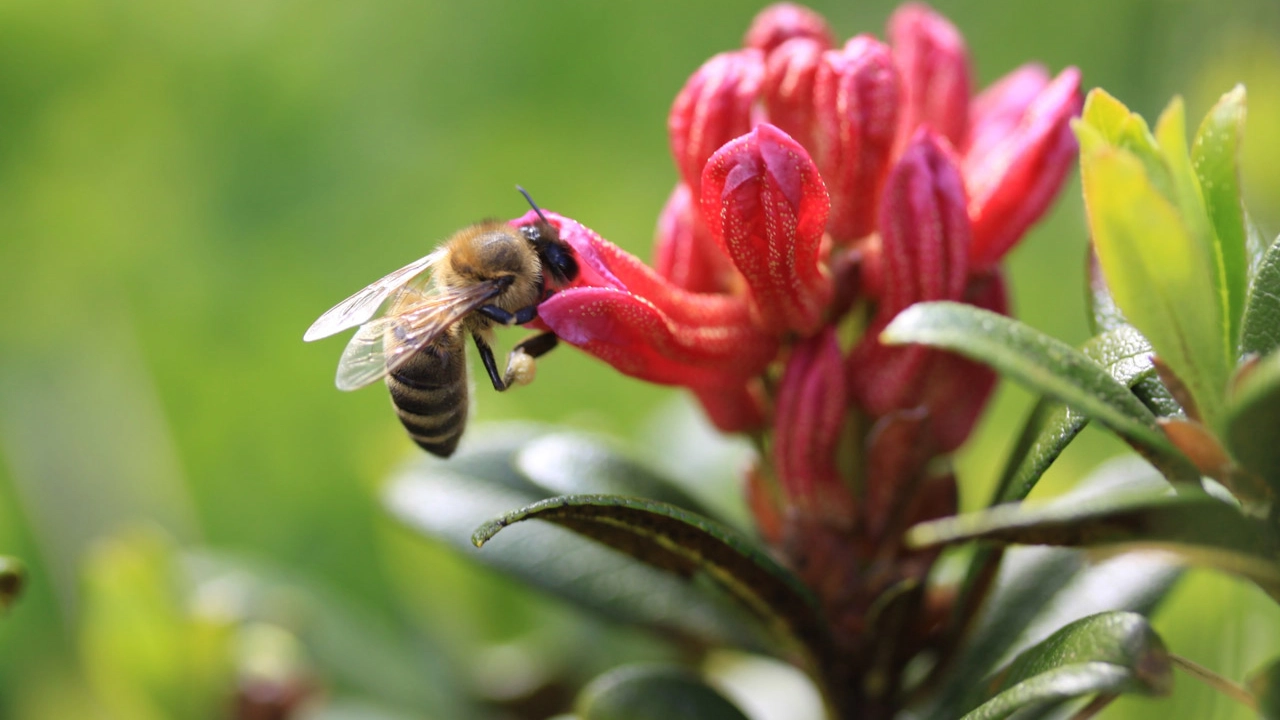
[{"x1": 386, "y1": 330, "x2": 469, "y2": 457}]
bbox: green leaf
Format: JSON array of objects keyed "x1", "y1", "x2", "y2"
[
  {"x1": 1225, "y1": 350, "x2": 1280, "y2": 492},
  {"x1": 514, "y1": 433, "x2": 721, "y2": 520},
  {"x1": 991, "y1": 325, "x2": 1164, "y2": 505},
  {"x1": 0, "y1": 556, "x2": 25, "y2": 612},
  {"x1": 1249, "y1": 656, "x2": 1280, "y2": 719},
  {"x1": 382, "y1": 435, "x2": 777, "y2": 654},
  {"x1": 1087, "y1": 246, "x2": 1128, "y2": 335},
  {"x1": 960, "y1": 612, "x2": 1172, "y2": 720},
  {"x1": 1192, "y1": 85, "x2": 1249, "y2": 349},
  {"x1": 881, "y1": 302, "x2": 1179, "y2": 458},
  {"x1": 1240, "y1": 234, "x2": 1280, "y2": 359},
  {"x1": 575, "y1": 665, "x2": 750, "y2": 720},
  {"x1": 472, "y1": 494, "x2": 829, "y2": 665},
  {"x1": 907, "y1": 490, "x2": 1280, "y2": 600},
  {"x1": 1078, "y1": 110, "x2": 1230, "y2": 428},
  {"x1": 925, "y1": 464, "x2": 1180, "y2": 718}
]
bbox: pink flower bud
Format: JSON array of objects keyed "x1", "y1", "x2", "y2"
[
  {"x1": 669, "y1": 50, "x2": 766, "y2": 195},
  {"x1": 888, "y1": 2, "x2": 972, "y2": 149},
  {"x1": 863, "y1": 408, "x2": 935, "y2": 539},
  {"x1": 528, "y1": 213, "x2": 779, "y2": 387},
  {"x1": 918, "y1": 271, "x2": 1008, "y2": 451},
  {"x1": 964, "y1": 67, "x2": 1082, "y2": 269},
  {"x1": 773, "y1": 329, "x2": 853, "y2": 523},
  {"x1": 693, "y1": 378, "x2": 769, "y2": 433},
  {"x1": 814, "y1": 36, "x2": 902, "y2": 241},
  {"x1": 847, "y1": 130, "x2": 970, "y2": 414},
  {"x1": 761, "y1": 38, "x2": 825, "y2": 154},
  {"x1": 701, "y1": 123, "x2": 833, "y2": 335},
  {"x1": 654, "y1": 183, "x2": 738, "y2": 294},
  {"x1": 744, "y1": 2, "x2": 836, "y2": 54}
]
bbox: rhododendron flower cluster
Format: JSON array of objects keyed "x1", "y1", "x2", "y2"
[{"x1": 510, "y1": 1, "x2": 1081, "y2": 675}]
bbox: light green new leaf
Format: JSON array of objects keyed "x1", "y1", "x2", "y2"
[
  {"x1": 1077, "y1": 93, "x2": 1232, "y2": 428},
  {"x1": 1192, "y1": 85, "x2": 1249, "y2": 348},
  {"x1": 961, "y1": 612, "x2": 1172, "y2": 720},
  {"x1": 575, "y1": 665, "x2": 751, "y2": 720},
  {"x1": 881, "y1": 302, "x2": 1178, "y2": 458}
]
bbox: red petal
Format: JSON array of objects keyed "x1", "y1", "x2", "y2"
[
  {"x1": 744, "y1": 2, "x2": 836, "y2": 54},
  {"x1": 888, "y1": 2, "x2": 972, "y2": 149},
  {"x1": 965, "y1": 63, "x2": 1049, "y2": 160},
  {"x1": 701, "y1": 123, "x2": 832, "y2": 335},
  {"x1": 669, "y1": 50, "x2": 766, "y2": 195},
  {"x1": 814, "y1": 36, "x2": 902, "y2": 241},
  {"x1": 965, "y1": 67, "x2": 1082, "y2": 268},
  {"x1": 653, "y1": 183, "x2": 738, "y2": 294},
  {"x1": 761, "y1": 37, "x2": 826, "y2": 154},
  {"x1": 539, "y1": 287, "x2": 777, "y2": 387}
]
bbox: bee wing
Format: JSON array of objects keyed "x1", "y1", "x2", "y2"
[
  {"x1": 332, "y1": 279, "x2": 506, "y2": 391},
  {"x1": 303, "y1": 249, "x2": 445, "y2": 342}
]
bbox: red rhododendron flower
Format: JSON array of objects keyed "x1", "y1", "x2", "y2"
[{"x1": 513, "y1": 0, "x2": 1080, "y2": 543}]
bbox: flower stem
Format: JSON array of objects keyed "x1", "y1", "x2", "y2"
[{"x1": 1170, "y1": 653, "x2": 1257, "y2": 710}]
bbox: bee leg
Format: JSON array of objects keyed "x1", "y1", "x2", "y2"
[
  {"x1": 502, "y1": 332, "x2": 558, "y2": 389},
  {"x1": 477, "y1": 304, "x2": 539, "y2": 326},
  {"x1": 472, "y1": 332, "x2": 508, "y2": 391}
]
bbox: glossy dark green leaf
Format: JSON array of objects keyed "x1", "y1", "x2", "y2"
[
  {"x1": 881, "y1": 302, "x2": 1177, "y2": 457},
  {"x1": 575, "y1": 665, "x2": 750, "y2": 720},
  {"x1": 472, "y1": 494, "x2": 829, "y2": 664},
  {"x1": 961, "y1": 612, "x2": 1172, "y2": 719},
  {"x1": 1240, "y1": 234, "x2": 1280, "y2": 359},
  {"x1": 383, "y1": 434, "x2": 776, "y2": 654},
  {"x1": 925, "y1": 465, "x2": 1181, "y2": 718},
  {"x1": 908, "y1": 491, "x2": 1280, "y2": 600},
  {"x1": 1192, "y1": 85, "x2": 1249, "y2": 349},
  {"x1": 515, "y1": 433, "x2": 720, "y2": 520},
  {"x1": 0, "y1": 556, "x2": 26, "y2": 612},
  {"x1": 1225, "y1": 350, "x2": 1280, "y2": 493},
  {"x1": 1249, "y1": 656, "x2": 1280, "y2": 719},
  {"x1": 991, "y1": 325, "x2": 1172, "y2": 505}
]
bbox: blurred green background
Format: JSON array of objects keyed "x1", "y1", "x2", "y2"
[{"x1": 2, "y1": 0, "x2": 1279, "y2": 718}]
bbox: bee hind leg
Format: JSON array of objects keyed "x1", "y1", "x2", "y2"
[
  {"x1": 502, "y1": 332, "x2": 558, "y2": 389},
  {"x1": 472, "y1": 332, "x2": 508, "y2": 391}
]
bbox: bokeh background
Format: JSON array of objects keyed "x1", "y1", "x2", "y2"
[{"x1": 2, "y1": 0, "x2": 1279, "y2": 718}]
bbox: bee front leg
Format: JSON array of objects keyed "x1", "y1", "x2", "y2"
[
  {"x1": 472, "y1": 332, "x2": 508, "y2": 391},
  {"x1": 477, "y1": 304, "x2": 539, "y2": 326},
  {"x1": 502, "y1": 332, "x2": 558, "y2": 389}
]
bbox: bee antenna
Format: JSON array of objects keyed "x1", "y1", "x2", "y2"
[{"x1": 516, "y1": 185, "x2": 551, "y2": 225}]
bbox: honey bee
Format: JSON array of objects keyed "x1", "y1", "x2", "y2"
[{"x1": 304, "y1": 188, "x2": 579, "y2": 457}]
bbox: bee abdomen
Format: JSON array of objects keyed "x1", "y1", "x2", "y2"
[{"x1": 386, "y1": 342, "x2": 469, "y2": 458}]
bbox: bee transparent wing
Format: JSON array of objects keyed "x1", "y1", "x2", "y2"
[
  {"x1": 303, "y1": 249, "x2": 445, "y2": 342},
  {"x1": 332, "y1": 279, "x2": 507, "y2": 391}
]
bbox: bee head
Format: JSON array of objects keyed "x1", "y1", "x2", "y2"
[{"x1": 516, "y1": 186, "x2": 579, "y2": 286}]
